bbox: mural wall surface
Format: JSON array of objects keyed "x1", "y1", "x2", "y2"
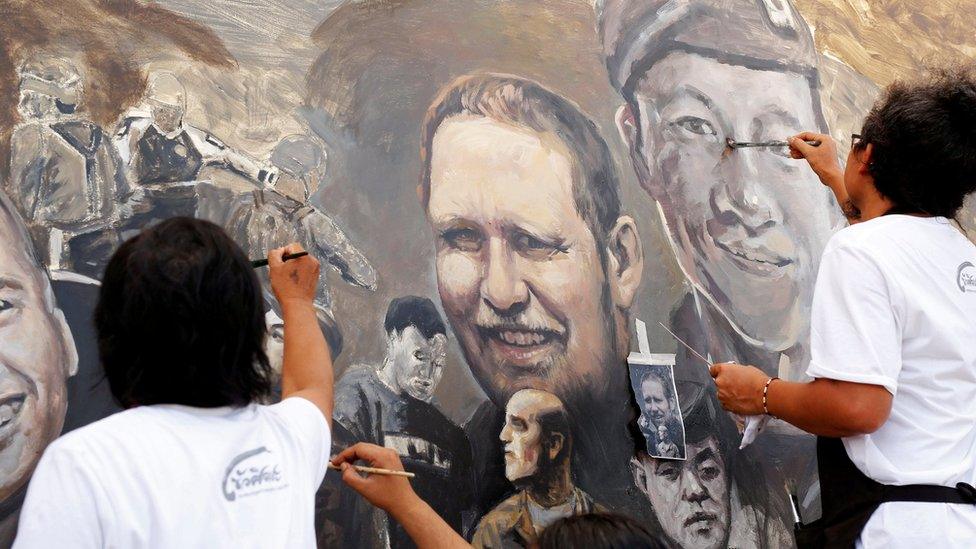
[{"x1": 1, "y1": 0, "x2": 975, "y2": 547}]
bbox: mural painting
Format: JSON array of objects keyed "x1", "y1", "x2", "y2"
[{"x1": 1, "y1": 0, "x2": 974, "y2": 547}]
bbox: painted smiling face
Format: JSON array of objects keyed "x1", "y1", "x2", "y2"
[
  {"x1": 626, "y1": 51, "x2": 836, "y2": 350},
  {"x1": 631, "y1": 437, "x2": 730, "y2": 549},
  {"x1": 0, "y1": 201, "x2": 75, "y2": 500},
  {"x1": 427, "y1": 115, "x2": 615, "y2": 407}
]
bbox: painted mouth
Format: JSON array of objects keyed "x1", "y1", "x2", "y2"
[
  {"x1": 683, "y1": 511, "x2": 717, "y2": 529},
  {"x1": 714, "y1": 238, "x2": 793, "y2": 274},
  {"x1": 0, "y1": 394, "x2": 26, "y2": 432},
  {"x1": 477, "y1": 324, "x2": 566, "y2": 366}
]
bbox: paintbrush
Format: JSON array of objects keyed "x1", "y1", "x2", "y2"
[
  {"x1": 658, "y1": 322, "x2": 712, "y2": 369},
  {"x1": 725, "y1": 137, "x2": 821, "y2": 148},
  {"x1": 658, "y1": 322, "x2": 770, "y2": 449},
  {"x1": 328, "y1": 462, "x2": 416, "y2": 479},
  {"x1": 250, "y1": 251, "x2": 309, "y2": 268}
]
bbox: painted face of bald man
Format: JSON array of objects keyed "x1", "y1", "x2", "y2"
[
  {"x1": 0, "y1": 196, "x2": 77, "y2": 500},
  {"x1": 499, "y1": 389, "x2": 567, "y2": 483}
]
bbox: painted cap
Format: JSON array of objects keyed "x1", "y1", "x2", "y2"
[{"x1": 597, "y1": 0, "x2": 819, "y2": 94}]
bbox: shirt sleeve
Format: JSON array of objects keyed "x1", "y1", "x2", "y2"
[
  {"x1": 13, "y1": 442, "x2": 106, "y2": 549},
  {"x1": 806, "y1": 241, "x2": 903, "y2": 395},
  {"x1": 270, "y1": 397, "x2": 332, "y2": 485}
]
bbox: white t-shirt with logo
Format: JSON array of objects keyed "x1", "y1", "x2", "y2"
[
  {"x1": 806, "y1": 215, "x2": 976, "y2": 548},
  {"x1": 14, "y1": 397, "x2": 330, "y2": 549}
]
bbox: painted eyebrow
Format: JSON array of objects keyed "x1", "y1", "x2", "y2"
[
  {"x1": 656, "y1": 84, "x2": 715, "y2": 111},
  {"x1": 757, "y1": 105, "x2": 802, "y2": 129},
  {"x1": 0, "y1": 276, "x2": 26, "y2": 292},
  {"x1": 693, "y1": 447, "x2": 718, "y2": 467},
  {"x1": 502, "y1": 223, "x2": 567, "y2": 246}
]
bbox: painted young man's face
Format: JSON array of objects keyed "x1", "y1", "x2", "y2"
[
  {"x1": 389, "y1": 326, "x2": 446, "y2": 403},
  {"x1": 631, "y1": 437, "x2": 730, "y2": 549},
  {"x1": 622, "y1": 51, "x2": 837, "y2": 351},
  {"x1": 0, "y1": 206, "x2": 76, "y2": 500},
  {"x1": 427, "y1": 115, "x2": 617, "y2": 408}
]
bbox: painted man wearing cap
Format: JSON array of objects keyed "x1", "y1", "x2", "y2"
[
  {"x1": 597, "y1": 0, "x2": 841, "y2": 520},
  {"x1": 598, "y1": 0, "x2": 841, "y2": 388}
]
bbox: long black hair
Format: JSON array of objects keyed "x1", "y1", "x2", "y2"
[{"x1": 95, "y1": 217, "x2": 273, "y2": 408}]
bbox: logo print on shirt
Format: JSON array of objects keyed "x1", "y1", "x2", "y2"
[
  {"x1": 222, "y1": 446, "x2": 288, "y2": 501},
  {"x1": 958, "y1": 262, "x2": 976, "y2": 293}
]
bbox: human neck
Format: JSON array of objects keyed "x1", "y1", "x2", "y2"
[
  {"x1": 377, "y1": 357, "x2": 401, "y2": 395},
  {"x1": 524, "y1": 464, "x2": 574, "y2": 507}
]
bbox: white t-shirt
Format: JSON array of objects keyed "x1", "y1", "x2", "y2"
[
  {"x1": 14, "y1": 397, "x2": 330, "y2": 549},
  {"x1": 806, "y1": 215, "x2": 976, "y2": 548}
]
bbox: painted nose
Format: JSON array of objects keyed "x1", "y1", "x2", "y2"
[
  {"x1": 715, "y1": 148, "x2": 783, "y2": 233},
  {"x1": 481, "y1": 237, "x2": 529, "y2": 315},
  {"x1": 680, "y1": 466, "x2": 711, "y2": 504}
]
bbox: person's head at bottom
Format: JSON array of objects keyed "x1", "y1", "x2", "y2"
[
  {"x1": 536, "y1": 513, "x2": 671, "y2": 549},
  {"x1": 95, "y1": 217, "x2": 274, "y2": 408}
]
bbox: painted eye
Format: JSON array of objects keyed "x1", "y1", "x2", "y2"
[
  {"x1": 655, "y1": 464, "x2": 681, "y2": 481},
  {"x1": 413, "y1": 350, "x2": 426, "y2": 361},
  {"x1": 699, "y1": 465, "x2": 721, "y2": 481},
  {"x1": 440, "y1": 227, "x2": 483, "y2": 252},
  {"x1": 674, "y1": 116, "x2": 717, "y2": 136},
  {"x1": 512, "y1": 232, "x2": 563, "y2": 261},
  {"x1": 0, "y1": 299, "x2": 11, "y2": 312}
]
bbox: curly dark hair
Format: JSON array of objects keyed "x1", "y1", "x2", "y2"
[
  {"x1": 95, "y1": 217, "x2": 273, "y2": 408},
  {"x1": 859, "y1": 65, "x2": 976, "y2": 218}
]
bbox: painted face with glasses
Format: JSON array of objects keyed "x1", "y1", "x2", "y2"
[{"x1": 620, "y1": 51, "x2": 840, "y2": 352}]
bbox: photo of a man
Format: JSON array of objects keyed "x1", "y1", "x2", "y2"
[
  {"x1": 630, "y1": 363, "x2": 685, "y2": 459},
  {"x1": 419, "y1": 73, "x2": 644, "y2": 512}
]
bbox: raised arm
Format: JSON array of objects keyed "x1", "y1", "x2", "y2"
[
  {"x1": 788, "y1": 132, "x2": 861, "y2": 224},
  {"x1": 268, "y1": 243, "x2": 333, "y2": 424}
]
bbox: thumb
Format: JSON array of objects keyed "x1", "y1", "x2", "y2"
[
  {"x1": 709, "y1": 363, "x2": 721, "y2": 378},
  {"x1": 789, "y1": 136, "x2": 816, "y2": 157},
  {"x1": 340, "y1": 463, "x2": 368, "y2": 490}
]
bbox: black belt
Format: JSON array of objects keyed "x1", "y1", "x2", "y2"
[{"x1": 882, "y1": 482, "x2": 976, "y2": 505}]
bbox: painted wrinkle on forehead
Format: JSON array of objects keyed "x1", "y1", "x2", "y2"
[{"x1": 428, "y1": 116, "x2": 585, "y2": 247}]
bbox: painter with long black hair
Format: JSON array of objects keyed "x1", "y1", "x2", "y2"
[
  {"x1": 13, "y1": 219, "x2": 335, "y2": 548},
  {"x1": 710, "y1": 66, "x2": 976, "y2": 548}
]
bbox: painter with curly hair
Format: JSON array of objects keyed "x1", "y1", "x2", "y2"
[{"x1": 711, "y1": 66, "x2": 976, "y2": 548}]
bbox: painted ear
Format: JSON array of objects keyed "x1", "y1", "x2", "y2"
[
  {"x1": 548, "y1": 432, "x2": 565, "y2": 461},
  {"x1": 615, "y1": 103, "x2": 660, "y2": 201},
  {"x1": 629, "y1": 456, "x2": 649, "y2": 496},
  {"x1": 53, "y1": 308, "x2": 78, "y2": 377},
  {"x1": 606, "y1": 215, "x2": 644, "y2": 309},
  {"x1": 615, "y1": 104, "x2": 638, "y2": 151}
]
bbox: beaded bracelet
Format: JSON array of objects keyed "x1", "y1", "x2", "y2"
[{"x1": 763, "y1": 376, "x2": 779, "y2": 416}]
